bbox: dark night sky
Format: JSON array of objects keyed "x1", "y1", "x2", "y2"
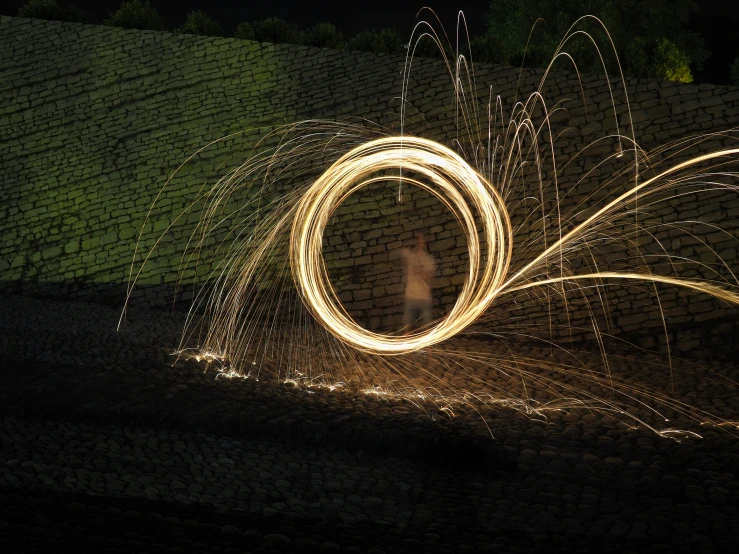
[
  {"x1": 0, "y1": 0, "x2": 493, "y2": 35},
  {"x1": 1, "y1": 0, "x2": 739, "y2": 83}
]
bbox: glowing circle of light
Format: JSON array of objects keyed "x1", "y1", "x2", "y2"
[{"x1": 290, "y1": 136, "x2": 513, "y2": 355}]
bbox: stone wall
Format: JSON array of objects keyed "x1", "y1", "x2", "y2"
[{"x1": 1, "y1": 16, "x2": 739, "y2": 352}]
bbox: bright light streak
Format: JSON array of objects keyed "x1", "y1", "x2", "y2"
[
  {"x1": 291, "y1": 136, "x2": 511, "y2": 354},
  {"x1": 291, "y1": 138, "x2": 739, "y2": 356},
  {"x1": 123, "y1": 13, "x2": 739, "y2": 438}
]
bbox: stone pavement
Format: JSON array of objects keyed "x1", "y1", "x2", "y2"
[{"x1": 1, "y1": 294, "x2": 739, "y2": 553}]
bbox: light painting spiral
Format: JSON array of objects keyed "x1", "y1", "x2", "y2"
[{"x1": 290, "y1": 136, "x2": 511, "y2": 354}]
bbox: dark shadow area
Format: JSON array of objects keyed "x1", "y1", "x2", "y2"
[
  {"x1": 0, "y1": 357, "x2": 514, "y2": 474},
  {"x1": 0, "y1": 483, "x2": 659, "y2": 554}
]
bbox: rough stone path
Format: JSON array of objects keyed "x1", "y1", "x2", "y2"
[{"x1": 1, "y1": 294, "x2": 739, "y2": 553}]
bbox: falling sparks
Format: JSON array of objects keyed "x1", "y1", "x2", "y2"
[{"x1": 123, "y1": 14, "x2": 739, "y2": 438}]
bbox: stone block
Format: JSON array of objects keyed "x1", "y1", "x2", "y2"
[
  {"x1": 81, "y1": 237, "x2": 101, "y2": 251},
  {"x1": 428, "y1": 238, "x2": 455, "y2": 253},
  {"x1": 64, "y1": 241, "x2": 79, "y2": 254},
  {"x1": 10, "y1": 255, "x2": 26, "y2": 268},
  {"x1": 119, "y1": 227, "x2": 136, "y2": 240},
  {"x1": 42, "y1": 246, "x2": 61, "y2": 259}
]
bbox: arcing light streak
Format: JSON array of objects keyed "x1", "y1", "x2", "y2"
[
  {"x1": 498, "y1": 148, "x2": 739, "y2": 300},
  {"x1": 123, "y1": 13, "x2": 739, "y2": 436},
  {"x1": 290, "y1": 136, "x2": 511, "y2": 354},
  {"x1": 291, "y1": 138, "x2": 739, "y2": 355}
]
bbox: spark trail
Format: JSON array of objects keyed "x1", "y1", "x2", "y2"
[{"x1": 123, "y1": 14, "x2": 739, "y2": 437}]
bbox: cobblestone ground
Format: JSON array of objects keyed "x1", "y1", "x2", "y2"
[{"x1": 1, "y1": 294, "x2": 739, "y2": 553}]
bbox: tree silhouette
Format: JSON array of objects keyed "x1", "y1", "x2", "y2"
[
  {"x1": 17, "y1": 0, "x2": 90, "y2": 23},
  {"x1": 234, "y1": 18, "x2": 300, "y2": 45},
  {"x1": 348, "y1": 28, "x2": 404, "y2": 56},
  {"x1": 104, "y1": 0, "x2": 166, "y2": 32},
  {"x1": 175, "y1": 10, "x2": 224, "y2": 37},
  {"x1": 478, "y1": 0, "x2": 706, "y2": 81},
  {"x1": 301, "y1": 22, "x2": 344, "y2": 49}
]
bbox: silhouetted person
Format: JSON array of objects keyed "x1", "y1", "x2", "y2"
[{"x1": 402, "y1": 233, "x2": 435, "y2": 332}]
